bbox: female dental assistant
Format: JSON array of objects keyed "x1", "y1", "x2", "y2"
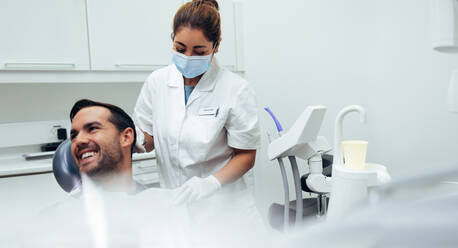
[{"x1": 134, "y1": 0, "x2": 261, "y2": 215}]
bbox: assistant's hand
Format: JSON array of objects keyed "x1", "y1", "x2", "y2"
[
  {"x1": 172, "y1": 176, "x2": 221, "y2": 205},
  {"x1": 133, "y1": 127, "x2": 146, "y2": 153}
]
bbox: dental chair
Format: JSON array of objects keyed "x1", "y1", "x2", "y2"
[
  {"x1": 52, "y1": 139, "x2": 81, "y2": 194},
  {"x1": 264, "y1": 106, "x2": 333, "y2": 231}
]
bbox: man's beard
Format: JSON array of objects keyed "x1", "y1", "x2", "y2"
[{"x1": 86, "y1": 140, "x2": 124, "y2": 177}]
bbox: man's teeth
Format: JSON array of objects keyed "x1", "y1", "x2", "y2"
[{"x1": 81, "y1": 152, "x2": 96, "y2": 160}]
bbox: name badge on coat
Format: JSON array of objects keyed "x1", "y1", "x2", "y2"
[{"x1": 198, "y1": 107, "x2": 219, "y2": 117}]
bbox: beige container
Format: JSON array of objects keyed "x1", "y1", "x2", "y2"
[{"x1": 341, "y1": 140, "x2": 368, "y2": 170}]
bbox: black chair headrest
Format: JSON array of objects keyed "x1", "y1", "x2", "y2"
[{"x1": 52, "y1": 139, "x2": 81, "y2": 193}]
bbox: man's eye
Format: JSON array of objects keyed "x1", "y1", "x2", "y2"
[
  {"x1": 70, "y1": 134, "x2": 76, "y2": 140},
  {"x1": 89, "y1": 126, "x2": 98, "y2": 132}
]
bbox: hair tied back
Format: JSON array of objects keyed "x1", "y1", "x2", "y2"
[{"x1": 191, "y1": 0, "x2": 219, "y2": 11}]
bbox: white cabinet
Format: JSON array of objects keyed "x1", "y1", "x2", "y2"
[
  {"x1": 217, "y1": 0, "x2": 237, "y2": 70},
  {"x1": 0, "y1": 0, "x2": 90, "y2": 71},
  {"x1": 132, "y1": 159, "x2": 159, "y2": 186},
  {"x1": 87, "y1": 0, "x2": 240, "y2": 71},
  {"x1": 0, "y1": 173, "x2": 68, "y2": 225},
  {"x1": 0, "y1": 0, "x2": 244, "y2": 82},
  {"x1": 86, "y1": 0, "x2": 183, "y2": 71}
]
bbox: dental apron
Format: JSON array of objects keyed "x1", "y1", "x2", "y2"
[{"x1": 134, "y1": 58, "x2": 262, "y2": 222}]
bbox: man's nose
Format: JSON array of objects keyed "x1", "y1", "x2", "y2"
[{"x1": 73, "y1": 132, "x2": 90, "y2": 147}]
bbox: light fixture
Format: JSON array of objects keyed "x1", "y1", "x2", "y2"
[
  {"x1": 431, "y1": 0, "x2": 458, "y2": 113},
  {"x1": 431, "y1": 0, "x2": 458, "y2": 52}
]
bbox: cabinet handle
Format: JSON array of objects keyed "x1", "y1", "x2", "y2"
[
  {"x1": 115, "y1": 64, "x2": 165, "y2": 70},
  {"x1": 4, "y1": 62, "x2": 76, "y2": 70},
  {"x1": 223, "y1": 65, "x2": 236, "y2": 71},
  {"x1": 137, "y1": 164, "x2": 155, "y2": 169},
  {"x1": 136, "y1": 178, "x2": 151, "y2": 184},
  {"x1": 137, "y1": 176, "x2": 159, "y2": 184}
]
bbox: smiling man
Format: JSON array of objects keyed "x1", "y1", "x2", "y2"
[{"x1": 69, "y1": 99, "x2": 139, "y2": 193}]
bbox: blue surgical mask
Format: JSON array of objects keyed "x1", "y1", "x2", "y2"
[{"x1": 172, "y1": 50, "x2": 213, "y2": 79}]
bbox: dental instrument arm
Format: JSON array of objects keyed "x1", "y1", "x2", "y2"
[
  {"x1": 265, "y1": 106, "x2": 333, "y2": 224},
  {"x1": 288, "y1": 156, "x2": 304, "y2": 224},
  {"x1": 265, "y1": 108, "x2": 290, "y2": 229},
  {"x1": 276, "y1": 156, "x2": 290, "y2": 230},
  {"x1": 305, "y1": 153, "x2": 333, "y2": 193}
]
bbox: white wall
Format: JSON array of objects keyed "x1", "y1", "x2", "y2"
[
  {"x1": 0, "y1": 83, "x2": 143, "y2": 124},
  {"x1": 238, "y1": 0, "x2": 458, "y2": 218}
]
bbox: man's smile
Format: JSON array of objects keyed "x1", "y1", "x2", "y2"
[{"x1": 76, "y1": 145, "x2": 100, "y2": 167}]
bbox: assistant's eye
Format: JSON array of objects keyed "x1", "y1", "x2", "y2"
[
  {"x1": 194, "y1": 51, "x2": 206, "y2": 56},
  {"x1": 176, "y1": 47, "x2": 186, "y2": 53}
]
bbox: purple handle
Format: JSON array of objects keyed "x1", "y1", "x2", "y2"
[{"x1": 264, "y1": 107, "x2": 283, "y2": 133}]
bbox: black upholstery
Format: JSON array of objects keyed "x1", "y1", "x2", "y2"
[{"x1": 52, "y1": 139, "x2": 81, "y2": 193}]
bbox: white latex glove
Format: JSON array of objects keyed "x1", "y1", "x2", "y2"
[
  {"x1": 172, "y1": 176, "x2": 222, "y2": 205},
  {"x1": 133, "y1": 127, "x2": 146, "y2": 153}
]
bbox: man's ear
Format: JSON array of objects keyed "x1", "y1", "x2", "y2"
[{"x1": 120, "y1": 127, "x2": 134, "y2": 149}]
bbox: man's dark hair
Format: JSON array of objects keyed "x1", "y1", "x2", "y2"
[{"x1": 70, "y1": 99, "x2": 137, "y2": 155}]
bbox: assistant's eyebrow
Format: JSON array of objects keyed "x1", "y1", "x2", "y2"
[
  {"x1": 175, "y1": 41, "x2": 186, "y2": 48},
  {"x1": 193, "y1": 45, "x2": 208, "y2": 49},
  {"x1": 175, "y1": 41, "x2": 208, "y2": 50}
]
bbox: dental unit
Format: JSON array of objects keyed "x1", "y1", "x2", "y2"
[
  {"x1": 265, "y1": 106, "x2": 332, "y2": 230},
  {"x1": 265, "y1": 105, "x2": 391, "y2": 228}
]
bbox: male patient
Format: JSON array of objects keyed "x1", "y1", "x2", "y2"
[{"x1": 69, "y1": 99, "x2": 143, "y2": 193}]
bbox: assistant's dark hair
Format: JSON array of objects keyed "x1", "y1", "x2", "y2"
[
  {"x1": 172, "y1": 0, "x2": 221, "y2": 47},
  {"x1": 70, "y1": 99, "x2": 137, "y2": 156}
]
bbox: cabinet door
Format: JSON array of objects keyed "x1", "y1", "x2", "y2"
[
  {"x1": 87, "y1": 0, "x2": 183, "y2": 71},
  {"x1": 0, "y1": 173, "x2": 68, "y2": 225},
  {"x1": 217, "y1": 0, "x2": 237, "y2": 70},
  {"x1": 0, "y1": 0, "x2": 90, "y2": 71}
]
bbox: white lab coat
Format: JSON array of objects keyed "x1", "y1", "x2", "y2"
[{"x1": 134, "y1": 59, "x2": 263, "y2": 226}]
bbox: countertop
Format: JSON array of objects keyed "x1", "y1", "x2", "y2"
[{"x1": 0, "y1": 152, "x2": 155, "y2": 177}]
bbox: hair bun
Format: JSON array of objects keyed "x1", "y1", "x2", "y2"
[{"x1": 192, "y1": 0, "x2": 219, "y2": 11}]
